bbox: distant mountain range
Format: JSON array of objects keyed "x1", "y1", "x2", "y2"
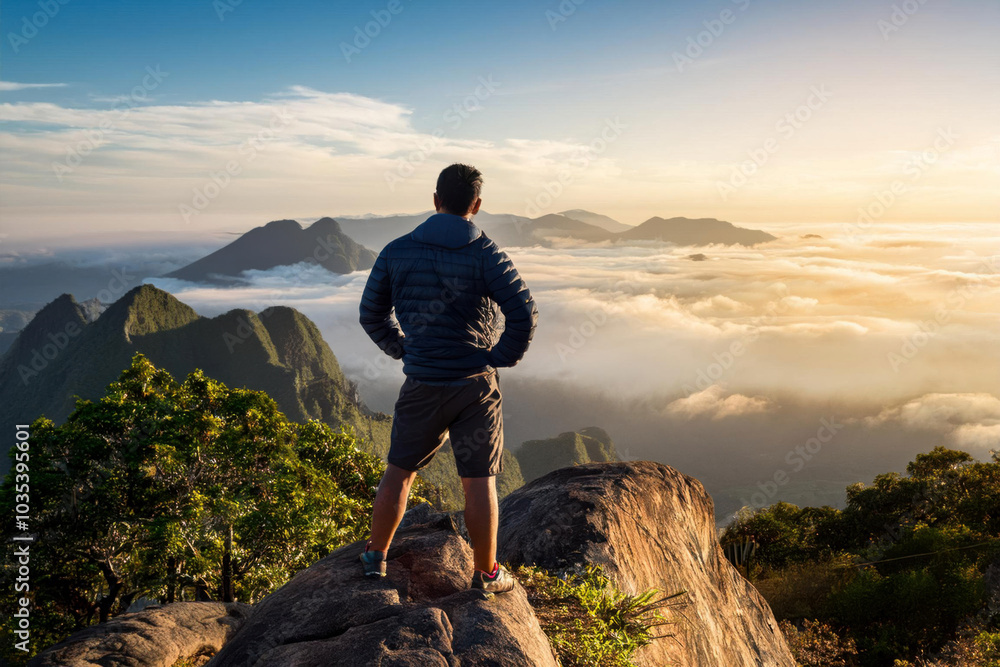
[
  {"x1": 618, "y1": 217, "x2": 776, "y2": 245},
  {"x1": 164, "y1": 217, "x2": 375, "y2": 285},
  {"x1": 557, "y1": 209, "x2": 632, "y2": 232},
  {"x1": 154, "y1": 211, "x2": 775, "y2": 287},
  {"x1": 336, "y1": 210, "x2": 775, "y2": 252}
]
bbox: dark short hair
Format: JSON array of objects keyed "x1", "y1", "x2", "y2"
[{"x1": 435, "y1": 163, "x2": 483, "y2": 214}]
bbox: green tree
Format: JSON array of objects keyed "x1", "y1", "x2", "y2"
[{"x1": 0, "y1": 353, "x2": 423, "y2": 661}]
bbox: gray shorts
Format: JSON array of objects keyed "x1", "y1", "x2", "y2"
[{"x1": 387, "y1": 370, "x2": 503, "y2": 478}]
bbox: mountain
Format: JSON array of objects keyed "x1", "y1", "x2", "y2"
[
  {"x1": 30, "y1": 462, "x2": 796, "y2": 667},
  {"x1": 522, "y1": 213, "x2": 614, "y2": 243},
  {"x1": 337, "y1": 211, "x2": 776, "y2": 249},
  {"x1": 617, "y1": 216, "x2": 777, "y2": 246},
  {"x1": 558, "y1": 209, "x2": 632, "y2": 232},
  {"x1": 0, "y1": 285, "x2": 390, "y2": 474},
  {"x1": 515, "y1": 426, "x2": 619, "y2": 484},
  {"x1": 164, "y1": 217, "x2": 376, "y2": 285},
  {"x1": 335, "y1": 210, "x2": 613, "y2": 250}
]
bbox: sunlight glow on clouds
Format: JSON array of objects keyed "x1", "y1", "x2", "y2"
[
  {"x1": 867, "y1": 393, "x2": 1000, "y2": 452},
  {"x1": 0, "y1": 82, "x2": 996, "y2": 241},
  {"x1": 665, "y1": 385, "x2": 774, "y2": 420}
]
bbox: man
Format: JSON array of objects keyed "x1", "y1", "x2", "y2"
[{"x1": 358, "y1": 163, "x2": 538, "y2": 594}]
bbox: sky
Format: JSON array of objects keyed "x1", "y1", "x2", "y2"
[{"x1": 0, "y1": 0, "x2": 998, "y2": 243}]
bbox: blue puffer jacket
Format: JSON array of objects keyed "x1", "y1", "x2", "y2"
[{"x1": 359, "y1": 212, "x2": 538, "y2": 381}]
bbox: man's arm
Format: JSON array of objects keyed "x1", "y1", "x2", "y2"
[
  {"x1": 359, "y1": 247, "x2": 405, "y2": 359},
  {"x1": 483, "y1": 243, "x2": 538, "y2": 367}
]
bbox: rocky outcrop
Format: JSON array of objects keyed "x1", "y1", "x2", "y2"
[
  {"x1": 27, "y1": 601, "x2": 251, "y2": 667},
  {"x1": 206, "y1": 510, "x2": 557, "y2": 667},
  {"x1": 27, "y1": 460, "x2": 794, "y2": 666},
  {"x1": 498, "y1": 460, "x2": 797, "y2": 667}
]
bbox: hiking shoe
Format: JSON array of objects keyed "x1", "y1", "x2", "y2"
[
  {"x1": 471, "y1": 562, "x2": 514, "y2": 594},
  {"x1": 359, "y1": 542, "x2": 386, "y2": 578}
]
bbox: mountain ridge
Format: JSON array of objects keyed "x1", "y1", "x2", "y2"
[
  {"x1": 338, "y1": 210, "x2": 776, "y2": 250},
  {"x1": 164, "y1": 217, "x2": 376, "y2": 285},
  {"x1": 0, "y1": 284, "x2": 390, "y2": 475}
]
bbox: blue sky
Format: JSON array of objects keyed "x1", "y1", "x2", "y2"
[{"x1": 1, "y1": 0, "x2": 998, "y2": 240}]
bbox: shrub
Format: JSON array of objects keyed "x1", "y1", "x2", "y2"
[
  {"x1": 779, "y1": 618, "x2": 858, "y2": 667},
  {"x1": 512, "y1": 564, "x2": 687, "y2": 667}
]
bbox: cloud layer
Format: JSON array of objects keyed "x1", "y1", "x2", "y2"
[{"x1": 141, "y1": 220, "x2": 1000, "y2": 519}]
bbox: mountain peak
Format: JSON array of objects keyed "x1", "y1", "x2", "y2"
[
  {"x1": 0, "y1": 293, "x2": 87, "y2": 367},
  {"x1": 620, "y1": 216, "x2": 776, "y2": 246},
  {"x1": 98, "y1": 284, "x2": 200, "y2": 340},
  {"x1": 557, "y1": 209, "x2": 631, "y2": 232},
  {"x1": 164, "y1": 218, "x2": 375, "y2": 284},
  {"x1": 307, "y1": 217, "x2": 344, "y2": 235},
  {"x1": 262, "y1": 219, "x2": 302, "y2": 232}
]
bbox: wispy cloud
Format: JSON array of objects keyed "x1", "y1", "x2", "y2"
[{"x1": 0, "y1": 82, "x2": 68, "y2": 92}]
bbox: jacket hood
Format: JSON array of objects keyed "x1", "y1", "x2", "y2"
[{"x1": 410, "y1": 213, "x2": 483, "y2": 249}]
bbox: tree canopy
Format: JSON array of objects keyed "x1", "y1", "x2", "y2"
[{"x1": 1, "y1": 353, "x2": 425, "y2": 660}]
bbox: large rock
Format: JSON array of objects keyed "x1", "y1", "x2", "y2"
[
  {"x1": 27, "y1": 601, "x2": 251, "y2": 667},
  {"x1": 207, "y1": 510, "x2": 557, "y2": 667},
  {"x1": 498, "y1": 461, "x2": 797, "y2": 667}
]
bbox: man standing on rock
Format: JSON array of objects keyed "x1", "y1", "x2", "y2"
[{"x1": 358, "y1": 163, "x2": 538, "y2": 594}]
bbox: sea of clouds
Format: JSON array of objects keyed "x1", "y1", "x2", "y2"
[{"x1": 145, "y1": 221, "x2": 1000, "y2": 521}]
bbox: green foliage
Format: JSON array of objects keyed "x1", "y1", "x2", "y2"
[
  {"x1": 722, "y1": 501, "x2": 842, "y2": 571},
  {"x1": 973, "y1": 630, "x2": 1000, "y2": 667},
  {"x1": 723, "y1": 446, "x2": 1000, "y2": 667},
  {"x1": 0, "y1": 353, "x2": 418, "y2": 663},
  {"x1": 513, "y1": 564, "x2": 686, "y2": 667}
]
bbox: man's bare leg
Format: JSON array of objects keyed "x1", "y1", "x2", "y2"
[
  {"x1": 462, "y1": 475, "x2": 499, "y2": 572},
  {"x1": 367, "y1": 463, "x2": 418, "y2": 554}
]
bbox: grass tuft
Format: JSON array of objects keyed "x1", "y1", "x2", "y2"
[{"x1": 512, "y1": 563, "x2": 687, "y2": 667}]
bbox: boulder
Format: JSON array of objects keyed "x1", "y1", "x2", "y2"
[
  {"x1": 27, "y1": 601, "x2": 251, "y2": 667},
  {"x1": 497, "y1": 460, "x2": 797, "y2": 667},
  {"x1": 206, "y1": 510, "x2": 557, "y2": 667}
]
